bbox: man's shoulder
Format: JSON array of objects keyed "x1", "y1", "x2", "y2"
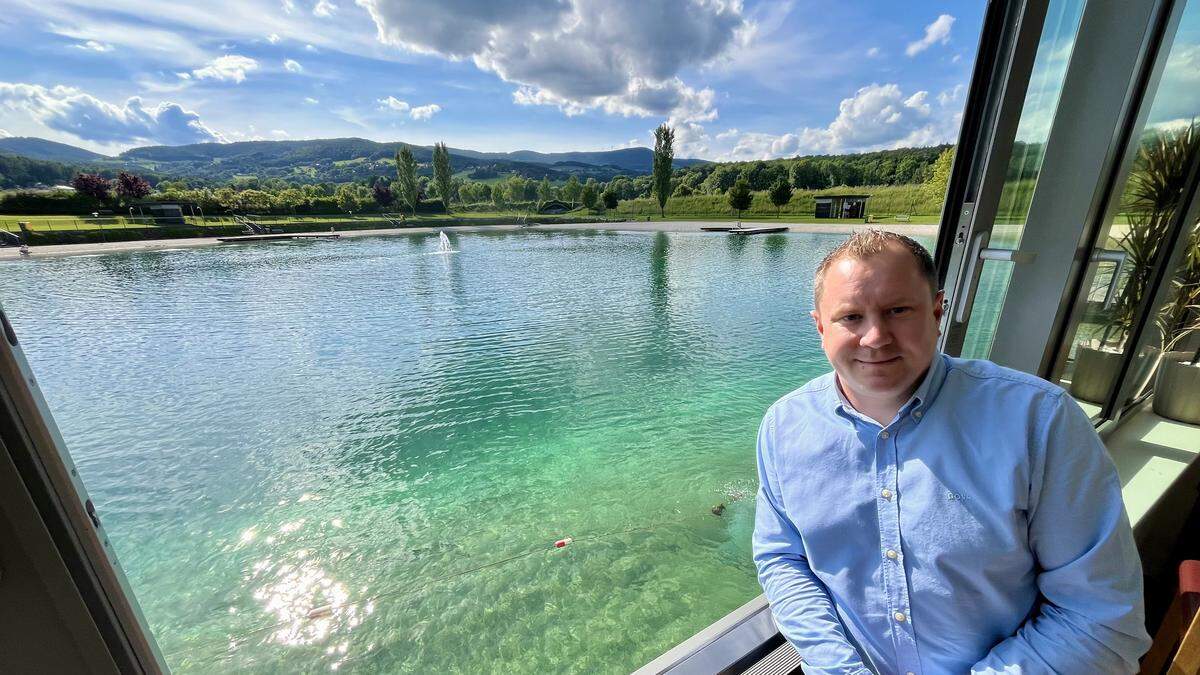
[
  {"x1": 768, "y1": 371, "x2": 837, "y2": 415},
  {"x1": 942, "y1": 356, "x2": 1066, "y2": 402}
]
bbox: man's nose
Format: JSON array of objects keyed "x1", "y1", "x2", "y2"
[{"x1": 860, "y1": 318, "x2": 893, "y2": 349}]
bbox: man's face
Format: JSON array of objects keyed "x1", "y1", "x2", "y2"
[{"x1": 811, "y1": 245, "x2": 944, "y2": 409}]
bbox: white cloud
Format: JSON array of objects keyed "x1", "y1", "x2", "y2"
[
  {"x1": 75, "y1": 40, "x2": 113, "y2": 52},
  {"x1": 267, "y1": 33, "x2": 281, "y2": 44},
  {"x1": 0, "y1": 128, "x2": 11, "y2": 138},
  {"x1": 358, "y1": 0, "x2": 746, "y2": 123},
  {"x1": 303, "y1": 96, "x2": 320, "y2": 104},
  {"x1": 282, "y1": 0, "x2": 296, "y2": 13},
  {"x1": 906, "y1": 14, "x2": 955, "y2": 57},
  {"x1": 192, "y1": 55, "x2": 259, "y2": 83},
  {"x1": 0, "y1": 81, "x2": 224, "y2": 144},
  {"x1": 270, "y1": 129, "x2": 289, "y2": 137},
  {"x1": 284, "y1": 59, "x2": 303, "y2": 73},
  {"x1": 305, "y1": 43, "x2": 317, "y2": 52},
  {"x1": 378, "y1": 96, "x2": 441, "y2": 120},
  {"x1": 409, "y1": 103, "x2": 441, "y2": 120},
  {"x1": 697, "y1": 82, "x2": 963, "y2": 161},
  {"x1": 866, "y1": 47, "x2": 880, "y2": 58},
  {"x1": 378, "y1": 96, "x2": 409, "y2": 113},
  {"x1": 313, "y1": 0, "x2": 337, "y2": 17}
]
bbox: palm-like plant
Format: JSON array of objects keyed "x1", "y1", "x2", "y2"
[
  {"x1": 1155, "y1": 218, "x2": 1200, "y2": 364},
  {"x1": 1096, "y1": 122, "x2": 1199, "y2": 349}
]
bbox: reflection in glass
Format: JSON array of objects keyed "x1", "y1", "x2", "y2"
[
  {"x1": 1054, "y1": 1, "x2": 1200, "y2": 413},
  {"x1": 959, "y1": 0, "x2": 1085, "y2": 359}
]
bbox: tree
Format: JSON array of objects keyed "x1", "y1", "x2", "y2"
[
  {"x1": 372, "y1": 180, "x2": 395, "y2": 207},
  {"x1": 115, "y1": 172, "x2": 151, "y2": 203},
  {"x1": 394, "y1": 146, "x2": 420, "y2": 216},
  {"x1": 701, "y1": 164, "x2": 739, "y2": 194},
  {"x1": 652, "y1": 123, "x2": 675, "y2": 217},
  {"x1": 561, "y1": 175, "x2": 582, "y2": 206},
  {"x1": 581, "y1": 182, "x2": 598, "y2": 210},
  {"x1": 790, "y1": 159, "x2": 830, "y2": 190},
  {"x1": 602, "y1": 188, "x2": 619, "y2": 210},
  {"x1": 538, "y1": 177, "x2": 554, "y2": 204},
  {"x1": 727, "y1": 178, "x2": 752, "y2": 218},
  {"x1": 506, "y1": 175, "x2": 527, "y2": 206},
  {"x1": 922, "y1": 147, "x2": 955, "y2": 204},
  {"x1": 432, "y1": 142, "x2": 453, "y2": 212},
  {"x1": 72, "y1": 173, "x2": 113, "y2": 203},
  {"x1": 768, "y1": 179, "x2": 793, "y2": 216}
]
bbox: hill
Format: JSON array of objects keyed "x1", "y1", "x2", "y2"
[
  {"x1": 0, "y1": 137, "x2": 705, "y2": 185},
  {"x1": 0, "y1": 137, "x2": 110, "y2": 163}
]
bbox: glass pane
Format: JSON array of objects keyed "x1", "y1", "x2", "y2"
[
  {"x1": 1053, "y1": 0, "x2": 1200, "y2": 415},
  {"x1": 957, "y1": 0, "x2": 1085, "y2": 361},
  {"x1": 991, "y1": 0, "x2": 1088, "y2": 250},
  {"x1": 961, "y1": 261, "x2": 1015, "y2": 359}
]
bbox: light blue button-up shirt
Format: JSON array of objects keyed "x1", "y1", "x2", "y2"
[{"x1": 752, "y1": 354, "x2": 1151, "y2": 674}]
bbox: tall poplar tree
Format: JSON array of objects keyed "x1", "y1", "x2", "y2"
[
  {"x1": 395, "y1": 146, "x2": 420, "y2": 216},
  {"x1": 432, "y1": 142, "x2": 453, "y2": 212},
  {"x1": 652, "y1": 124, "x2": 675, "y2": 217}
]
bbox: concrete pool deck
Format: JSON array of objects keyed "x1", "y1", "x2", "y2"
[{"x1": 0, "y1": 220, "x2": 938, "y2": 260}]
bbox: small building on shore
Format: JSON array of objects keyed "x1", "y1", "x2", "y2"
[
  {"x1": 131, "y1": 201, "x2": 201, "y2": 226},
  {"x1": 814, "y1": 194, "x2": 870, "y2": 219}
]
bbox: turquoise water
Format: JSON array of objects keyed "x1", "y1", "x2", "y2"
[{"x1": 1, "y1": 229, "x2": 928, "y2": 673}]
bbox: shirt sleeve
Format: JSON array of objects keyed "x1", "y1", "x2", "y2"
[
  {"x1": 752, "y1": 407, "x2": 873, "y2": 675},
  {"x1": 970, "y1": 391, "x2": 1152, "y2": 674}
]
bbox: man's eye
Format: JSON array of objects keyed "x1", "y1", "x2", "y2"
[
  {"x1": 890, "y1": 307, "x2": 911, "y2": 316},
  {"x1": 839, "y1": 314, "x2": 861, "y2": 322}
]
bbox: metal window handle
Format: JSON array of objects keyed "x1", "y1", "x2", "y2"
[
  {"x1": 1090, "y1": 248, "x2": 1127, "y2": 309},
  {"x1": 953, "y1": 230, "x2": 1039, "y2": 323}
]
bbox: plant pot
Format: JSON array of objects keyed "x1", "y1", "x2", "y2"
[
  {"x1": 1152, "y1": 352, "x2": 1200, "y2": 425},
  {"x1": 1069, "y1": 345, "x2": 1126, "y2": 404}
]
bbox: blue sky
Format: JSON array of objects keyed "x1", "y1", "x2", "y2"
[{"x1": 0, "y1": 1, "x2": 984, "y2": 160}]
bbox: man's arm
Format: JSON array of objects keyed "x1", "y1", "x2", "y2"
[
  {"x1": 752, "y1": 409, "x2": 872, "y2": 675},
  {"x1": 971, "y1": 392, "x2": 1152, "y2": 674}
]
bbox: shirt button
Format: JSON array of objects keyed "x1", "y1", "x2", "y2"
[
  {"x1": 894, "y1": 611, "x2": 907, "y2": 623},
  {"x1": 880, "y1": 489, "x2": 893, "y2": 500},
  {"x1": 913, "y1": 410, "x2": 923, "y2": 418},
  {"x1": 880, "y1": 430, "x2": 890, "y2": 439},
  {"x1": 885, "y1": 549, "x2": 898, "y2": 560}
]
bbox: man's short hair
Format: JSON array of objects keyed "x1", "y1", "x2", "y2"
[{"x1": 813, "y1": 229, "x2": 938, "y2": 308}]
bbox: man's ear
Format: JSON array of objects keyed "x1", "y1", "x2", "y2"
[
  {"x1": 932, "y1": 290, "x2": 946, "y2": 323},
  {"x1": 811, "y1": 308, "x2": 824, "y2": 337}
]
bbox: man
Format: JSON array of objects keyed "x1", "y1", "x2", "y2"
[{"x1": 752, "y1": 230, "x2": 1151, "y2": 673}]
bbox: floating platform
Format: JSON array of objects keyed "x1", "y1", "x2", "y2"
[
  {"x1": 700, "y1": 225, "x2": 735, "y2": 232},
  {"x1": 730, "y1": 226, "x2": 789, "y2": 235},
  {"x1": 217, "y1": 233, "x2": 342, "y2": 243}
]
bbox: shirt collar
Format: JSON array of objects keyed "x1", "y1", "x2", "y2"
[{"x1": 829, "y1": 352, "x2": 948, "y2": 424}]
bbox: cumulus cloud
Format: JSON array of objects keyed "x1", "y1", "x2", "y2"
[
  {"x1": 0, "y1": 81, "x2": 224, "y2": 145},
  {"x1": 284, "y1": 59, "x2": 303, "y2": 73},
  {"x1": 709, "y1": 82, "x2": 963, "y2": 161},
  {"x1": 357, "y1": 0, "x2": 746, "y2": 123},
  {"x1": 866, "y1": 47, "x2": 880, "y2": 57},
  {"x1": 304, "y1": 96, "x2": 320, "y2": 104},
  {"x1": 409, "y1": 103, "x2": 441, "y2": 120},
  {"x1": 377, "y1": 96, "x2": 441, "y2": 120},
  {"x1": 192, "y1": 55, "x2": 259, "y2": 83},
  {"x1": 378, "y1": 96, "x2": 409, "y2": 113},
  {"x1": 313, "y1": 0, "x2": 337, "y2": 17},
  {"x1": 75, "y1": 40, "x2": 114, "y2": 52},
  {"x1": 282, "y1": 0, "x2": 296, "y2": 13},
  {"x1": 906, "y1": 14, "x2": 955, "y2": 57},
  {"x1": 0, "y1": 128, "x2": 11, "y2": 138},
  {"x1": 270, "y1": 129, "x2": 289, "y2": 137},
  {"x1": 267, "y1": 33, "x2": 282, "y2": 44}
]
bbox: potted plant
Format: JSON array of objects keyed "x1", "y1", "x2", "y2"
[
  {"x1": 1152, "y1": 217, "x2": 1200, "y2": 424},
  {"x1": 1070, "y1": 124, "x2": 1197, "y2": 403}
]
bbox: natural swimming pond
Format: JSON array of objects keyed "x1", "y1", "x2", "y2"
[{"x1": 3, "y1": 228, "x2": 939, "y2": 673}]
